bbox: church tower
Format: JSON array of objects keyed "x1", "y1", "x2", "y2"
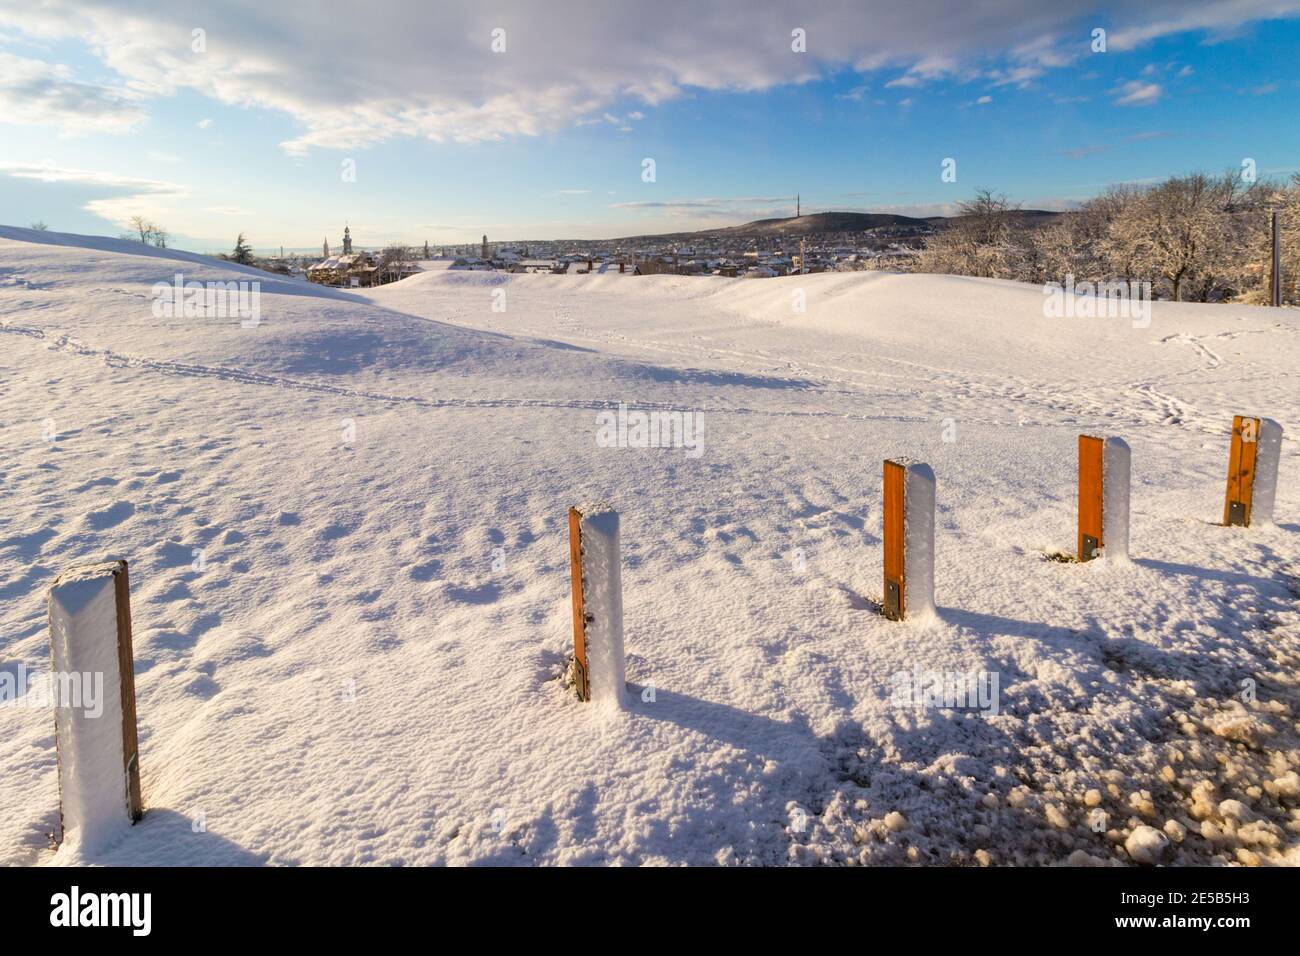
[
  {"x1": 342, "y1": 224, "x2": 353, "y2": 255},
  {"x1": 323, "y1": 237, "x2": 330, "y2": 258},
  {"x1": 481, "y1": 234, "x2": 488, "y2": 259}
]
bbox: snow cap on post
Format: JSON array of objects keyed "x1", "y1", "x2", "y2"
[
  {"x1": 568, "y1": 503, "x2": 627, "y2": 708},
  {"x1": 47, "y1": 559, "x2": 143, "y2": 856},
  {"x1": 1078, "y1": 435, "x2": 1130, "y2": 562},
  {"x1": 882, "y1": 458, "x2": 936, "y2": 620},
  {"x1": 1223, "y1": 416, "x2": 1283, "y2": 527}
]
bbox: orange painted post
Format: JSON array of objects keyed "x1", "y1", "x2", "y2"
[
  {"x1": 882, "y1": 458, "x2": 936, "y2": 620},
  {"x1": 883, "y1": 460, "x2": 907, "y2": 620},
  {"x1": 568, "y1": 507, "x2": 589, "y2": 702},
  {"x1": 1223, "y1": 415, "x2": 1261, "y2": 527},
  {"x1": 1077, "y1": 434, "x2": 1132, "y2": 561},
  {"x1": 1078, "y1": 435, "x2": 1104, "y2": 561}
]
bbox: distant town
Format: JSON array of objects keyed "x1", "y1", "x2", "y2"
[{"x1": 239, "y1": 209, "x2": 944, "y2": 288}]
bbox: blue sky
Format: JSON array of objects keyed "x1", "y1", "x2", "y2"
[{"x1": 1, "y1": 1, "x2": 1297, "y2": 251}]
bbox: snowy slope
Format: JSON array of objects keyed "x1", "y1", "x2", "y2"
[{"x1": 2, "y1": 225, "x2": 1298, "y2": 866}]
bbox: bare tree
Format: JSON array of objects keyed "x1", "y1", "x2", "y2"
[
  {"x1": 126, "y1": 215, "x2": 169, "y2": 247},
  {"x1": 30, "y1": 221, "x2": 49, "y2": 231},
  {"x1": 1112, "y1": 173, "x2": 1254, "y2": 301},
  {"x1": 917, "y1": 189, "x2": 1030, "y2": 279},
  {"x1": 378, "y1": 244, "x2": 414, "y2": 284}
]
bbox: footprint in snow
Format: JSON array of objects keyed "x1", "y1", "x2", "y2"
[
  {"x1": 444, "y1": 582, "x2": 502, "y2": 604},
  {"x1": 84, "y1": 500, "x2": 134, "y2": 530}
]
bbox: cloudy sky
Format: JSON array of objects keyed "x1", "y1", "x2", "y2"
[{"x1": 1, "y1": 0, "x2": 1298, "y2": 250}]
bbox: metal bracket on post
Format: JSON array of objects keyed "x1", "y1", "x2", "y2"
[{"x1": 884, "y1": 579, "x2": 901, "y2": 621}]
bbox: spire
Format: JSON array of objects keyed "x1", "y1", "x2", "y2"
[{"x1": 342, "y1": 223, "x2": 353, "y2": 255}]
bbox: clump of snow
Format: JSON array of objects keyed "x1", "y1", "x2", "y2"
[
  {"x1": 1218, "y1": 799, "x2": 1252, "y2": 822},
  {"x1": 1125, "y1": 825, "x2": 1168, "y2": 864},
  {"x1": 1266, "y1": 771, "x2": 1300, "y2": 800}
]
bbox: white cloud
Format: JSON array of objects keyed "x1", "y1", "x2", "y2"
[
  {"x1": 1114, "y1": 80, "x2": 1164, "y2": 106},
  {"x1": 0, "y1": 51, "x2": 145, "y2": 134},
  {"x1": 0, "y1": 163, "x2": 188, "y2": 225},
  {"x1": 1, "y1": 0, "x2": 1295, "y2": 151}
]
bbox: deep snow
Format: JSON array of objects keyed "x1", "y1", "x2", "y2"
[{"x1": 2, "y1": 225, "x2": 1298, "y2": 866}]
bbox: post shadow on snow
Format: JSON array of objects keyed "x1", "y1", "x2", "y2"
[
  {"x1": 1134, "y1": 556, "x2": 1295, "y2": 599},
  {"x1": 68, "y1": 809, "x2": 268, "y2": 866},
  {"x1": 630, "y1": 685, "x2": 818, "y2": 758},
  {"x1": 602, "y1": 666, "x2": 1220, "y2": 864},
  {"x1": 937, "y1": 605, "x2": 1262, "y2": 698},
  {"x1": 530, "y1": 681, "x2": 1109, "y2": 865}
]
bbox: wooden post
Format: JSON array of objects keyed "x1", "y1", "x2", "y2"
[
  {"x1": 567, "y1": 505, "x2": 627, "y2": 706},
  {"x1": 1224, "y1": 416, "x2": 1283, "y2": 527},
  {"x1": 48, "y1": 560, "x2": 143, "y2": 848},
  {"x1": 1224, "y1": 416, "x2": 1259, "y2": 526},
  {"x1": 567, "y1": 507, "x2": 589, "y2": 702},
  {"x1": 883, "y1": 458, "x2": 936, "y2": 620},
  {"x1": 1078, "y1": 435, "x2": 1131, "y2": 561},
  {"x1": 1078, "y1": 435, "x2": 1104, "y2": 561},
  {"x1": 113, "y1": 564, "x2": 143, "y2": 821},
  {"x1": 883, "y1": 460, "x2": 906, "y2": 620}
]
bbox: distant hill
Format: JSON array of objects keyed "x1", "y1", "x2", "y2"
[
  {"x1": 715, "y1": 211, "x2": 932, "y2": 235},
  {"x1": 609, "y1": 208, "x2": 1062, "y2": 243}
]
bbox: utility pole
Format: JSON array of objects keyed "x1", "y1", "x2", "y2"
[{"x1": 1271, "y1": 211, "x2": 1282, "y2": 307}]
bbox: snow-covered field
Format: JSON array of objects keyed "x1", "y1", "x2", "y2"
[{"x1": 2, "y1": 225, "x2": 1298, "y2": 866}]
